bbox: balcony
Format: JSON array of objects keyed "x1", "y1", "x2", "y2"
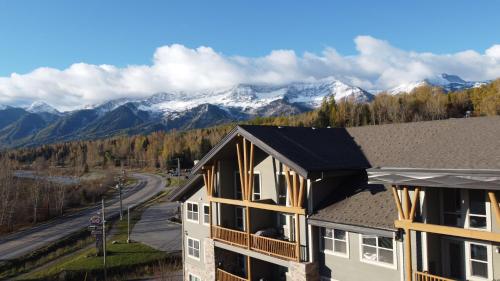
[
  {"x1": 415, "y1": 272, "x2": 455, "y2": 281},
  {"x1": 216, "y1": 268, "x2": 247, "y2": 281},
  {"x1": 211, "y1": 225, "x2": 299, "y2": 261},
  {"x1": 250, "y1": 234, "x2": 296, "y2": 260},
  {"x1": 212, "y1": 226, "x2": 248, "y2": 248}
]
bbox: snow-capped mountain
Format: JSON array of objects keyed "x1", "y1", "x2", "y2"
[
  {"x1": 90, "y1": 79, "x2": 374, "y2": 117},
  {"x1": 388, "y1": 73, "x2": 487, "y2": 95},
  {"x1": 25, "y1": 101, "x2": 60, "y2": 115}
]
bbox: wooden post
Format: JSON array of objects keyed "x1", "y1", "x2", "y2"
[
  {"x1": 293, "y1": 173, "x2": 298, "y2": 207},
  {"x1": 248, "y1": 143, "x2": 254, "y2": 201},
  {"x1": 236, "y1": 142, "x2": 245, "y2": 200},
  {"x1": 403, "y1": 186, "x2": 410, "y2": 220},
  {"x1": 488, "y1": 191, "x2": 500, "y2": 228},
  {"x1": 246, "y1": 206, "x2": 250, "y2": 249},
  {"x1": 295, "y1": 213, "x2": 300, "y2": 262},
  {"x1": 404, "y1": 227, "x2": 412, "y2": 281},
  {"x1": 392, "y1": 186, "x2": 405, "y2": 219},
  {"x1": 243, "y1": 139, "x2": 248, "y2": 201},
  {"x1": 247, "y1": 255, "x2": 252, "y2": 281},
  {"x1": 284, "y1": 167, "x2": 293, "y2": 206}
]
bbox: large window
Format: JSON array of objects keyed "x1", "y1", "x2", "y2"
[
  {"x1": 235, "y1": 172, "x2": 261, "y2": 200},
  {"x1": 203, "y1": 204, "x2": 210, "y2": 225},
  {"x1": 441, "y1": 189, "x2": 490, "y2": 230},
  {"x1": 187, "y1": 237, "x2": 200, "y2": 260},
  {"x1": 186, "y1": 202, "x2": 199, "y2": 223},
  {"x1": 443, "y1": 188, "x2": 463, "y2": 227},
  {"x1": 322, "y1": 228, "x2": 348, "y2": 257},
  {"x1": 468, "y1": 190, "x2": 487, "y2": 229},
  {"x1": 360, "y1": 235, "x2": 395, "y2": 267},
  {"x1": 466, "y1": 242, "x2": 491, "y2": 280},
  {"x1": 235, "y1": 207, "x2": 245, "y2": 230},
  {"x1": 277, "y1": 174, "x2": 287, "y2": 205}
]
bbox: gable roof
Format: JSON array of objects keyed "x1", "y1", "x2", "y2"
[{"x1": 191, "y1": 125, "x2": 370, "y2": 178}]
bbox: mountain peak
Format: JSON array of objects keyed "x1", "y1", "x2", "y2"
[{"x1": 26, "y1": 101, "x2": 60, "y2": 114}]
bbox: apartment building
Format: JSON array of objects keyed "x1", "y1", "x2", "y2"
[{"x1": 169, "y1": 116, "x2": 500, "y2": 281}]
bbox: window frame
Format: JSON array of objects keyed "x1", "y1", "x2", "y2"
[
  {"x1": 234, "y1": 171, "x2": 261, "y2": 200},
  {"x1": 439, "y1": 189, "x2": 491, "y2": 231},
  {"x1": 202, "y1": 203, "x2": 210, "y2": 226},
  {"x1": 465, "y1": 241, "x2": 493, "y2": 281},
  {"x1": 186, "y1": 201, "x2": 199, "y2": 223},
  {"x1": 186, "y1": 236, "x2": 201, "y2": 261},
  {"x1": 359, "y1": 234, "x2": 397, "y2": 269},
  {"x1": 188, "y1": 273, "x2": 201, "y2": 281},
  {"x1": 321, "y1": 227, "x2": 349, "y2": 258}
]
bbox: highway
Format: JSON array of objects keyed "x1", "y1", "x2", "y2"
[{"x1": 0, "y1": 173, "x2": 165, "y2": 260}]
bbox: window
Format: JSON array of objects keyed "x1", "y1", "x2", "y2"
[
  {"x1": 277, "y1": 174, "x2": 287, "y2": 205},
  {"x1": 235, "y1": 207, "x2": 245, "y2": 230},
  {"x1": 187, "y1": 237, "x2": 200, "y2": 260},
  {"x1": 235, "y1": 172, "x2": 260, "y2": 200},
  {"x1": 186, "y1": 202, "x2": 199, "y2": 223},
  {"x1": 188, "y1": 273, "x2": 201, "y2": 281},
  {"x1": 468, "y1": 190, "x2": 487, "y2": 229},
  {"x1": 253, "y1": 173, "x2": 261, "y2": 200},
  {"x1": 443, "y1": 188, "x2": 463, "y2": 227},
  {"x1": 360, "y1": 234, "x2": 395, "y2": 267},
  {"x1": 466, "y1": 242, "x2": 491, "y2": 280},
  {"x1": 322, "y1": 228, "x2": 348, "y2": 257},
  {"x1": 203, "y1": 204, "x2": 210, "y2": 225}
]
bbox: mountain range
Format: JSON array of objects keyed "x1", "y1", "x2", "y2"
[{"x1": 0, "y1": 74, "x2": 487, "y2": 148}]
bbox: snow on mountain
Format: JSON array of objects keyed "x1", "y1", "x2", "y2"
[
  {"x1": 116, "y1": 78, "x2": 374, "y2": 116},
  {"x1": 0, "y1": 105, "x2": 8, "y2": 110},
  {"x1": 388, "y1": 73, "x2": 487, "y2": 95},
  {"x1": 25, "y1": 101, "x2": 60, "y2": 114}
]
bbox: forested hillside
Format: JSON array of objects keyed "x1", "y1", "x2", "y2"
[{"x1": 2, "y1": 79, "x2": 499, "y2": 171}]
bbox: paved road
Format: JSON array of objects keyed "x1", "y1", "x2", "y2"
[
  {"x1": 131, "y1": 201, "x2": 181, "y2": 253},
  {"x1": 0, "y1": 173, "x2": 165, "y2": 260}
]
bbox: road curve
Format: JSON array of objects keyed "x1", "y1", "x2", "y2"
[{"x1": 0, "y1": 173, "x2": 165, "y2": 260}]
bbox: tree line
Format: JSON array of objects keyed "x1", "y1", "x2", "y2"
[{"x1": 2, "y1": 79, "x2": 499, "y2": 172}]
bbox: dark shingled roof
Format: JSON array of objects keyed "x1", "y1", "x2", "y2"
[
  {"x1": 238, "y1": 125, "x2": 371, "y2": 174},
  {"x1": 310, "y1": 184, "x2": 398, "y2": 231},
  {"x1": 346, "y1": 116, "x2": 500, "y2": 170}
]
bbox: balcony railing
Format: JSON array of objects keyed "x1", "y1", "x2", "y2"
[
  {"x1": 212, "y1": 226, "x2": 248, "y2": 248},
  {"x1": 250, "y1": 234, "x2": 297, "y2": 260},
  {"x1": 415, "y1": 271, "x2": 455, "y2": 281},
  {"x1": 216, "y1": 268, "x2": 248, "y2": 281}
]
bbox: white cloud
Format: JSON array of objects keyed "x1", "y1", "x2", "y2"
[{"x1": 0, "y1": 36, "x2": 499, "y2": 111}]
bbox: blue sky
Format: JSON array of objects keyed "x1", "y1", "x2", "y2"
[
  {"x1": 0, "y1": 0, "x2": 499, "y2": 110},
  {"x1": 1, "y1": 0, "x2": 499, "y2": 75}
]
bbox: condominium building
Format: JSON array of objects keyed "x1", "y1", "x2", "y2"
[{"x1": 169, "y1": 116, "x2": 500, "y2": 281}]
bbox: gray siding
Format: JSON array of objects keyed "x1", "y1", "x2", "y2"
[
  {"x1": 319, "y1": 229, "x2": 402, "y2": 281},
  {"x1": 184, "y1": 185, "x2": 210, "y2": 269}
]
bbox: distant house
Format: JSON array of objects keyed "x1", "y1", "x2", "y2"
[{"x1": 169, "y1": 116, "x2": 500, "y2": 281}]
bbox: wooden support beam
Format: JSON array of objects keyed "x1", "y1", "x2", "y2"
[
  {"x1": 409, "y1": 187, "x2": 420, "y2": 222},
  {"x1": 404, "y1": 227, "x2": 412, "y2": 281},
  {"x1": 248, "y1": 143, "x2": 254, "y2": 201},
  {"x1": 202, "y1": 172, "x2": 208, "y2": 195},
  {"x1": 293, "y1": 173, "x2": 298, "y2": 207},
  {"x1": 210, "y1": 196, "x2": 306, "y2": 215},
  {"x1": 392, "y1": 186, "x2": 405, "y2": 220},
  {"x1": 395, "y1": 220, "x2": 500, "y2": 243},
  {"x1": 284, "y1": 166, "x2": 293, "y2": 206},
  {"x1": 210, "y1": 164, "x2": 216, "y2": 196},
  {"x1": 488, "y1": 191, "x2": 500, "y2": 228},
  {"x1": 297, "y1": 176, "x2": 305, "y2": 208},
  {"x1": 247, "y1": 255, "x2": 252, "y2": 281},
  {"x1": 243, "y1": 138, "x2": 248, "y2": 201},
  {"x1": 236, "y1": 142, "x2": 245, "y2": 200},
  {"x1": 245, "y1": 206, "x2": 250, "y2": 249},
  {"x1": 403, "y1": 186, "x2": 410, "y2": 220}
]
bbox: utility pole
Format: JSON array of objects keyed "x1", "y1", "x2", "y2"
[
  {"x1": 101, "y1": 198, "x2": 107, "y2": 280},
  {"x1": 177, "y1": 157, "x2": 181, "y2": 187},
  {"x1": 127, "y1": 206, "x2": 131, "y2": 243},
  {"x1": 116, "y1": 168, "x2": 125, "y2": 220}
]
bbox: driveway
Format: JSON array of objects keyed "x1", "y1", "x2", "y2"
[{"x1": 131, "y1": 201, "x2": 181, "y2": 253}]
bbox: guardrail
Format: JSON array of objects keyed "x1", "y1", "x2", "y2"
[
  {"x1": 250, "y1": 234, "x2": 296, "y2": 260},
  {"x1": 216, "y1": 268, "x2": 247, "y2": 281},
  {"x1": 415, "y1": 271, "x2": 455, "y2": 281},
  {"x1": 212, "y1": 226, "x2": 248, "y2": 248}
]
